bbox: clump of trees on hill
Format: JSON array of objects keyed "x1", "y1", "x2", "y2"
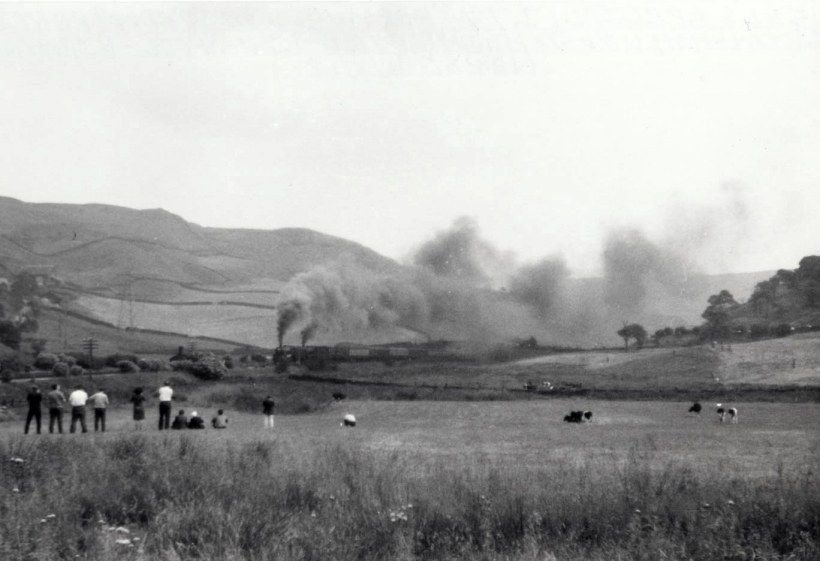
[{"x1": 749, "y1": 256, "x2": 820, "y2": 315}]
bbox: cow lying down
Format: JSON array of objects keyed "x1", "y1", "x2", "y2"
[{"x1": 563, "y1": 410, "x2": 592, "y2": 423}]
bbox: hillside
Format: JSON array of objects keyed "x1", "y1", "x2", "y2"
[
  {"x1": 0, "y1": 197, "x2": 776, "y2": 350},
  {"x1": 0, "y1": 197, "x2": 401, "y2": 290}
]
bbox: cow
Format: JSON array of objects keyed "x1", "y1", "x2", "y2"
[
  {"x1": 523, "y1": 382, "x2": 536, "y2": 392},
  {"x1": 341, "y1": 413, "x2": 357, "y2": 427},
  {"x1": 332, "y1": 392, "x2": 347, "y2": 402},
  {"x1": 716, "y1": 404, "x2": 738, "y2": 424},
  {"x1": 563, "y1": 410, "x2": 591, "y2": 423},
  {"x1": 688, "y1": 402, "x2": 702, "y2": 414}
]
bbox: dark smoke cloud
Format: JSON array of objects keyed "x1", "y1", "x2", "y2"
[
  {"x1": 412, "y1": 216, "x2": 514, "y2": 286},
  {"x1": 602, "y1": 228, "x2": 694, "y2": 316},
  {"x1": 508, "y1": 257, "x2": 569, "y2": 319},
  {"x1": 276, "y1": 188, "x2": 754, "y2": 349}
]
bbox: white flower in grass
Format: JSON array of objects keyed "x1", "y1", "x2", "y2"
[
  {"x1": 10, "y1": 457, "x2": 24, "y2": 463},
  {"x1": 41, "y1": 519, "x2": 47, "y2": 524},
  {"x1": 46, "y1": 514, "x2": 56, "y2": 519},
  {"x1": 727, "y1": 500, "x2": 735, "y2": 506},
  {"x1": 12, "y1": 486, "x2": 19, "y2": 493},
  {"x1": 132, "y1": 537, "x2": 141, "y2": 542},
  {"x1": 115, "y1": 539, "x2": 132, "y2": 546},
  {"x1": 115, "y1": 526, "x2": 130, "y2": 534}
]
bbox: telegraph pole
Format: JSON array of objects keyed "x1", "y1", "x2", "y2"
[{"x1": 82, "y1": 338, "x2": 98, "y2": 365}]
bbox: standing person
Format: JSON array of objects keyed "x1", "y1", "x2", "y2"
[
  {"x1": 24, "y1": 386, "x2": 43, "y2": 435},
  {"x1": 89, "y1": 388, "x2": 110, "y2": 432},
  {"x1": 262, "y1": 395, "x2": 275, "y2": 429},
  {"x1": 47, "y1": 384, "x2": 66, "y2": 434},
  {"x1": 211, "y1": 409, "x2": 229, "y2": 429},
  {"x1": 68, "y1": 385, "x2": 89, "y2": 434},
  {"x1": 130, "y1": 388, "x2": 146, "y2": 431},
  {"x1": 156, "y1": 381, "x2": 173, "y2": 430}
]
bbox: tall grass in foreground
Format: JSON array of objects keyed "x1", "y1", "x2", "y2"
[{"x1": 1, "y1": 435, "x2": 819, "y2": 561}]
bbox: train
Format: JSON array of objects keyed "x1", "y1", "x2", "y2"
[{"x1": 277, "y1": 344, "x2": 431, "y2": 364}]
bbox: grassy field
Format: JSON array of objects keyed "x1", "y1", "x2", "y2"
[{"x1": 1, "y1": 396, "x2": 819, "y2": 561}]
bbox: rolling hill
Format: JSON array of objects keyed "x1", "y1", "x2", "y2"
[{"x1": 0, "y1": 197, "x2": 776, "y2": 351}]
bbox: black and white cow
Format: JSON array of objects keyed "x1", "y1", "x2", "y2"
[
  {"x1": 688, "y1": 402, "x2": 702, "y2": 414},
  {"x1": 563, "y1": 410, "x2": 592, "y2": 423},
  {"x1": 341, "y1": 413, "x2": 357, "y2": 427},
  {"x1": 716, "y1": 404, "x2": 738, "y2": 424}
]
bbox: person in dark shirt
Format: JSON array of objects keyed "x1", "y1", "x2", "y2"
[
  {"x1": 187, "y1": 411, "x2": 205, "y2": 429},
  {"x1": 46, "y1": 384, "x2": 66, "y2": 434},
  {"x1": 130, "y1": 388, "x2": 147, "y2": 431},
  {"x1": 171, "y1": 410, "x2": 188, "y2": 430},
  {"x1": 25, "y1": 386, "x2": 43, "y2": 435},
  {"x1": 262, "y1": 395, "x2": 275, "y2": 429}
]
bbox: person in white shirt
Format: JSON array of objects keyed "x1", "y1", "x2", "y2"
[
  {"x1": 68, "y1": 386, "x2": 89, "y2": 434},
  {"x1": 156, "y1": 382, "x2": 173, "y2": 430},
  {"x1": 89, "y1": 388, "x2": 110, "y2": 432}
]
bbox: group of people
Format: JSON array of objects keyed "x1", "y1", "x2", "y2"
[
  {"x1": 24, "y1": 383, "x2": 109, "y2": 434},
  {"x1": 23, "y1": 381, "x2": 276, "y2": 433}
]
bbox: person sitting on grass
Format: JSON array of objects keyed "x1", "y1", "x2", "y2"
[
  {"x1": 171, "y1": 409, "x2": 188, "y2": 430},
  {"x1": 187, "y1": 411, "x2": 205, "y2": 429},
  {"x1": 211, "y1": 409, "x2": 229, "y2": 429}
]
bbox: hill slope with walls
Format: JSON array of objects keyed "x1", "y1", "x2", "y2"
[{"x1": 0, "y1": 197, "x2": 775, "y2": 349}]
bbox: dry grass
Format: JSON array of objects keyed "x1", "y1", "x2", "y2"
[{"x1": 1, "y1": 398, "x2": 819, "y2": 561}]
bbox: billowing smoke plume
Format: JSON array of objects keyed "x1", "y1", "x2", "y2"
[
  {"x1": 413, "y1": 217, "x2": 514, "y2": 287},
  {"x1": 508, "y1": 257, "x2": 569, "y2": 319},
  {"x1": 276, "y1": 188, "x2": 754, "y2": 348}
]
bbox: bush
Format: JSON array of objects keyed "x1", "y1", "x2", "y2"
[
  {"x1": 57, "y1": 353, "x2": 77, "y2": 367},
  {"x1": 34, "y1": 352, "x2": 58, "y2": 370},
  {"x1": 116, "y1": 360, "x2": 139, "y2": 373},
  {"x1": 105, "y1": 353, "x2": 139, "y2": 367},
  {"x1": 52, "y1": 362, "x2": 70, "y2": 377},
  {"x1": 171, "y1": 359, "x2": 193, "y2": 372},
  {"x1": 0, "y1": 370, "x2": 11, "y2": 383},
  {"x1": 223, "y1": 355, "x2": 234, "y2": 369},
  {"x1": 750, "y1": 324, "x2": 769, "y2": 339},
  {"x1": 74, "y1": 355, "x2": 105, "y2": 370},
  {"x1": 69, "y1": 365, "x2": 85, "y2": 377},
  {"x1": 137, "y1": 358, "x2": 168, "y2": 372},
  {"x1": 190, "y1": 357, "x2": 227, "y2": 381}
]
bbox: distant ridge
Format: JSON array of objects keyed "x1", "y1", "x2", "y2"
[{"x1": 0, "y1": 197, "x2": 401, "y2": 291}]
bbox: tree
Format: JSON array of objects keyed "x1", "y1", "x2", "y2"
[
  {"x1": 617, "y1": 323, "x2": 647, "y2": 351},
  {"x1": 0, "y1": 320, "x2": 21, "y2": 350},
  {"x1": 701, "y1": 290, "x2": 739, "y2": 341}
]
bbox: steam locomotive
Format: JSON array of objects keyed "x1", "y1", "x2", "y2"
[{"x1": 278, "y1": 345, "x2": 429, "y2": 363}]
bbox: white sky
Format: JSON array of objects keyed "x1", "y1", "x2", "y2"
[{"x1": 1, "y1": 1, "x2": 819, "y2": 277}]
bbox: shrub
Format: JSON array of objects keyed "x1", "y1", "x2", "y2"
[
  {"x1": 34, "y1": 352, "x2": 58, "y2": 370},
  {"x1": 274, "y1": 359, "x2": 289, "y2": 374},
  {"x1": 190, "y1": 357, "x2": 227, "y2": 381},
  {"x1": 57, "y1": 353, "x2": 77, "y2": 366},
  {"x1": 0, "y1": 369, "x2": 11, "y2": 383},
  {"x1": 69, "y1": 365, "x2": 85, "y2": 377},
  {"x1": 223, "y1": 355, "x2": 234, "y2": 369},
  {"x1": 171, "y1": 360, "x2": 193, "y2": 372},
  {"x1": 750, "y1": 324, "x2": 769, "y2": 339},
  {"x1": 116, "y1": 360, "x2": 139, "y2": 373},
  {"x1": 137, "y1": 358, "x2": 167, "y2": 372},
  {"x1": 74, "y1": 355, "x2": 105, "y2": 370},
  {"x1": 105, "y1": 353, "x2": 139, "y2": 367},
  {"x1": 52, "y1": 362, "x2": 70, "y2": 377},
  {"x1": 251, "y1": 353, "x2": 268, "y2": 364}
]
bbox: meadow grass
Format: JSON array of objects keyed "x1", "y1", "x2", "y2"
[{"x1": 1, "y1": 400, "x2": 819, "y2": 561}]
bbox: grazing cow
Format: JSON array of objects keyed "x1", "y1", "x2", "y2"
[
  {"x1": 332, "y1": 392, "x2": 347, "y2": 402},
  {"x1": 689, "y1": 402, "x2": 702, "y2": 414},
  {"x1": 716, "y1": 404, "x2": 738, "y2": 424},
  {"x1": 563, "y1": 410, "x2": 588, "y2": 423},
  {"x1": 341, "y1": 413, "x2": 356, "y2": 427},
  {"x1": 583, "y1": 410, "x2": 593, "y2": 422},
  {"x1": 523, "y1": 382, "x2": 536, "y2": 392}
]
